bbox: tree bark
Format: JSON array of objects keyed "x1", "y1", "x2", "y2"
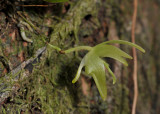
[{"x1": 0, "y1": 0, "x2": 160, "y2": 113}]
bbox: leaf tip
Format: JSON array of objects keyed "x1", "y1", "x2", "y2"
[
  {"x1": 124, "y1": 62, "x2": 128, "y2": 66},
  {"x1": 102, "y1": 96, "x2": 107, "y2": 101},
  {"x1": 72, "y1": 79, "x2": 76, "y2": 83},
  {"x1": 113, "y1": 80, "x2": 116, "y2": 84},
  {"x1": 142, "y1": 49, "x2": 145, "y2": 53}
]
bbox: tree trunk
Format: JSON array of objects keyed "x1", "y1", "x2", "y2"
[{"x1": 0, "y1": 0, "x2": 159, "y2": 113}]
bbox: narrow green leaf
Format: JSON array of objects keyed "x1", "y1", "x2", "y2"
[
  {"x1": 103, "y1": 61, "x2": 116, "y2": 84},
  {"x1": 101, "y1": 40, "x2": 145, "y2": 53},
  {"x1": 92, "y1": 73, "x2": 107, "y2": 100},
  {"x1": 44, "y1": 0, "x2": 68, "y2": 3},
  {"x1": 94, "y1": 44, "x2": 133, "y2": 59},
  {"x1": 93, "y1": 44, "x2": 131, "y2": 66},
  {"x1": 85, "y1": 52, "x2": 107, "y2": 100},
  {"x1": 111, "y1": 56, "x2": 129, "y2": 66},
  {"x1": 65, "y1": 46, "x2": 92, "y2": 54},
  {"x1": 72, "y1": 58, "x2": 85, "y2": 83}
]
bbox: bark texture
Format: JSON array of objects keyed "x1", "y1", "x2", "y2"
[{"x1": 0, "y1": 0, "x2": 159, "y2": 113}]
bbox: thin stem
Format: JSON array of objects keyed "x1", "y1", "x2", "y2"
[
  {"x1": 131, "y1": 0, "x2": 138, "y2": 114},
  {"x1": 48, "y1": 43, "x2": 61, "y2": 52},
  {"x1": 48, "y1": 44, "x2": 92, "y2": 54},
  {"x1": 64, "y1": 46, "x2": 92, "y2": 54}
]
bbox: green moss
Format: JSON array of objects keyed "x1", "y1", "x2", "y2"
[
  {"x1": 0, "y1": 0, "x2": 136, "y2": 113},
  {"x1": 0, "y1": 52, "x2": 89, "y2": 113}
]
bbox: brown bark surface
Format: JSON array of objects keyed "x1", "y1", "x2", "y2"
[{"x1": 0, "y1": 0, "x2": 159, "y2": 113}]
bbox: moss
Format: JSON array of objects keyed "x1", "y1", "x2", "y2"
[
  {"x1": 1, "y1": 0, "x2": 147, "y2": 113},
  {"x1": 0, "y1": 52, "x2": 89, "y2": 113}
]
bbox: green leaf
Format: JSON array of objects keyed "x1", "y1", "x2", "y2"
[
  {"x1": 44, "y1": 0, "x2": 68, "y2": 3},
  {"x1": 101, "y1": 40, "x2": 145, "y2": 53},
  {"x1": 84, "y1": 52, "x2": 107, "y2": 100},
  {"x1": 103, "y1": 61, "x2": 116, "y2": 84},
  {"x1": 93, "y1": 44, "x2": 132, "y2": 66},
  {"x1": 70, "y1": 40, "x2": 145, "y2": 101},
  {"x1": 92, "y1": 73, "x2": 107, "y2": 100},
  {"x1": 72, "y1": 58, "x2": 85, "y2": 83},
  {"x1": 94, "y1": 44, "x2": 132, "y2": 59}
]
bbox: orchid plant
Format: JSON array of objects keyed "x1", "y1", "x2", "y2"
[
  {"x1": 44, "y1": 0, "x2": 145, "y2": 102},
  {"x1": 49, "y1": 40, "x2": 145, "y2": 100}
]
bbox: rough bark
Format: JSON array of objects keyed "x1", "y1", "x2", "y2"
[{"x1": 0, "y1": 0, "x2": 160, "y2": 113}]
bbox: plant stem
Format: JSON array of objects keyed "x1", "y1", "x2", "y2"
[
  {"x1": 64, "y1": 46, "x2": 92, "y2": 54},
  {"x1": 131, "y1": 0, "x2": 138, "y2": 113},
  {"x1": 48, "y1": 43, "x2": 61, "y2": 52},
  {"x1": 48, "y1": 44, "x2": 92, "y2": 54}
]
